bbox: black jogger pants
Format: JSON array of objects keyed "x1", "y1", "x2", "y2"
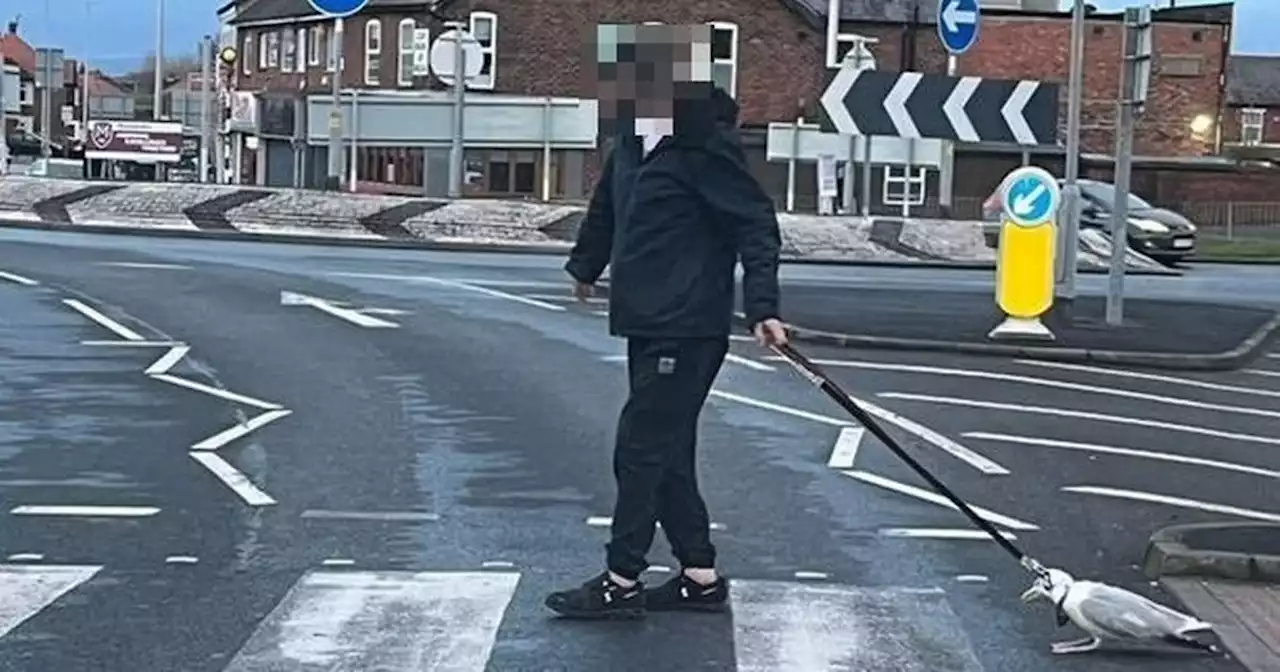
[{"x1": 606, "y1": 336, "x2": 728, "y2": 581}]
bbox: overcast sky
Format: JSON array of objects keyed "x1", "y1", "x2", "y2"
[{"x1": 3, "y1": 0, "x2": 1273, "y2": 75}]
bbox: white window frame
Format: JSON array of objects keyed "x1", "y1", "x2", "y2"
[
  {"x1": 708, "y1": 21, "x2": 738, "y2": 98},
  {"x1": 296, "y1": 27, "x2": 307, "y2": 73},
  {"x1": 308, "y1": 25, "x2": 323, "y2": 66},
  {"x1": 326, "y1": 22, "x2": 337, "y2": 72},
  {"x1": 882, "y1": 166, "x2": 927, "y2": 207},
  {"x1": 243, "y1": 35, "x2": 253, "y2": 75},
  {"x1": 267, "y1": 31, "x2": 280, "y2": 68},
  {"x1": 364, "y1": 19, "x2": 382, "y2": 85},
  {"x1": 468, "y1": 11, "x2": 497, "y2": 90},
  {"x1": 1240, "y1": 107, "x2": 1265, "y2": 146},
  {"x1": 258, "y1": 32, "x2": 269, "y2": 69},
  {"x1": 397, "y1": 18, "x2": 415, "y2": 87},
  {"x1": 281, "y1": 29, "x2": 296, "y2": 72}
]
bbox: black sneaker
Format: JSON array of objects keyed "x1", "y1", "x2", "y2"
[
  {"x1": 643, "y1": 573, "x2": 729, "y2": 612},
  {"x1": 544, "y1": 572, "x2": 645, "y2": 619}
]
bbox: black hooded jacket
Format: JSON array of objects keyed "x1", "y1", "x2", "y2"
[{"x1": 565, "y1": 87, "x2": 782, "y2": 339}]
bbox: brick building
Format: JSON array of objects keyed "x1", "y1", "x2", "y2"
[{"x1": 1222, "y1": 55, "x2": 1280, "y2": 152}]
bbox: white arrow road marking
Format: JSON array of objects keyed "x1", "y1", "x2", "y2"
[
  {"x1": 879, "y1": 528, "x2": 1017, "y2": 541},
  {"x1": 0, "y1": 270, "x2": 37, "y2": 285},
  {"x1": 189, "y1": 452, "x2": 277, "y2": 506},
  {"x1": 820, "y1": 66, "x2": 866, "y2": 135},
  {"x1": 828, "y1": 427, "x2": 865, "y2": 469},
  {"x1": 965, "y1": 432, "x2": 1280, "y2": 479},
  {"x1": 943, "y1": 77, "x2": 980, "y2": 142},
  {"x1": 884, "y1": 72, "x2": 922, "y2": 138},
  {"x1": 1012, "y1": 183, "x2": 1047, "y2": 216},
  {"x1": 1064, "y1": 486, "x2": 1280, "y2": 523},
  {"x1": 1001, "y1": 80, "x2": 1039, "y2": 144},
  {"x1": 1245, "y1": 368, "x2": 1280, "y2": 378},
  {"x1": 0, "y1": 564, "x2": 102, "y2": 638},
  {"x1": 62, "y1": 299, "x2": 144, "y2": 341},
  {"x1": 192, "y1": 409, "x2": 293, "y2": 451},
  {"x1": 280, "y1": 291, "x2": 400, "y2": 328},
  {"x1": 941, "y1": 0, "x2": 977, "y2": 33},
  {"x1": 144, "y1": 345, "x2": 191, "y2": 376},
  {"x1": 151, "y1": 374, "x2": 284, "y2": 411},
  {"x1": 843, "y1": 470, "x2": 1038, "y2": 530}
]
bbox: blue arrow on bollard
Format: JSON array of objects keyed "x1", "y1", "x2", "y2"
[
  {"x1": 937, "y1": 0, "x2": 980, "y2": 55},
  {"x1": 308, "y1": 0, "x2": 370, "y2": 17}
]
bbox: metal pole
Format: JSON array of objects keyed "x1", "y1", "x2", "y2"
[
  {"x1": 541, "y1": 96, "x2": 552, "y2": 201},
  {"x1": 153, "y1": 0, "x2": 164, "y2": 120},
  {"x1": 41, "y1": 52, "x2": 51, "y2": 157},
  {"x1": 841, "y1": 135, "x2": 855, "y2": 213},
  {"x1": 82, "y1": 1, "x2": 91, "y2": 136},
  {"x1": 447, "y1": 25, "x2": 467, "y2": 199},
  {"x1": 1057, "y1": 0, "x2": 1086, "y2": 302},
  {"x1": 1106, "y1": 101, "x2": 1133, "y2": 326},
  {"x1": 860, "y1": 137, "x2": 872, "y2": 217},
  {"x1": 786, "y1": 120, "x2": 798, "y2": 213},
  {"x1": 349, "y1": 88, "x2": 359, "y2": 191},
  {"x1": 326, "y1": 17, "x2": 344, "y2": 190},
  {"x1": 939, "y1": 55, "x2": 957, "y2": 213},
  {"x1": 199, "y1": 36, "x2": 211, "y2": 182},
  {"x1": 0, "y1": 70, "x2": 8, "y2": 174}
]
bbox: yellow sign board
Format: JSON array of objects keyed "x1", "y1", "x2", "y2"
[{"x1": 989, "y1": 166, "x2": 1060, "y2": 341}]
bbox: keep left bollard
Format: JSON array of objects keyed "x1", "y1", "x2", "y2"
[{"x1": 989, "y1": 166, "x2": 1060, "y2": 341}]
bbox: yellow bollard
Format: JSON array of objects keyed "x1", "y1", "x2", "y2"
[{"x1": 989, "y1": 166, "x2": 1060, "y2": 341}]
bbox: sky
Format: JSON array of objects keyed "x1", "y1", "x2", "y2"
[{"x1": 1, "y1": 0, "x2": 1274, "y2": 75}]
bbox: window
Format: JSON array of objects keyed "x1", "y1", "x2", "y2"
[
  {"x1": 1240, "y1": 108, "x2": 1265, "y2": 146},
  {"x1": 326, "y1": 24, "x2": 336, "y2": 72},
  {"x1": 19, "y1": 81, "x2": 32, "y2": 105},
  {"x1": 243, "y1": 35, "x2": 252, "y2": 75},
  {"x1": 281, "y1": 29, "x2": 296, "y2": 71},
  {"x1": 296, "y1": 28, "x2": 307, "y2": 73},
  {"x1": 882, "y1": 166, "x2": 926, "y2": 207},
  {"x1": 308, "y1": 25, "x2": 323, "y2": 66},
  {"x1": 258, "y1": 32, "x2": 269, "y2": 69},
  {"x1": 469, "y1": 11, "x2": 497, "y2": 90},
  {"x1": 481, "y1": 150, "x2": 538, "y2": 195},
  {"x1": 709, "y1": 22, "x2": 738, "y2": 97},
  {"x1": 398, "y1": 18, "x2": 415, "y2": 87},
  {"x1": 364, "y1": 19, "x2": 382, "y2": 85},
  {"x1": 267, "y1": 31, "x2": 280, "y2": 68}
]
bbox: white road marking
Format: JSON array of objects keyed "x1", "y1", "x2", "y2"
[
  {"x1": 1268, "y1": 353, "x2": 1279, "y2": 359},
  {"x1": 322, "y1": 559, "x2": 356, "y2": 567},
  {"x1": 725, "y1": 353, "x2": 775, "y2": 371},
  {"x1": 0, "y1": 270, "x2": 37, "y2": 285},
  {"x1": 191, "y1": 409, "x2": 293, "y2": 450},
  {"x1": 165, "y1": 556, "x2": 199, "y2": 564},
  {"x1": 586, "y1": 516, "x2": 726, "y2": 531},
  {"x1": 280, "y1": 291, "x2": 400, "y2": 328},
  {"x1": 965, "y1": 432, "x2": 1280, "y2": 479},
  {"x1": 324, "y1": 272, "x2": 563, "y2": 290},
  {"x1": 523, "y1": 293, "x2": 607, "y2": 305},
  {"x1": 222, "y1": 570, "x2": 520, "y2": 670},
  {"x1": 412, "y1": 276, "x2": 567, "y2": 311},
  {"x1": 841, "y1": 470, "x2": 1038, "y2": 531},
  {"x1": 301, "y1": 510, "x2": 440, "y2": 522},
  {"x1": 793, "y1": 571, "x2": 830, "y2": 580},
  {"x1": 592, "y1": 310, "x2": 609, "y2": 316},
  {"x1": 801, "y1": 358, "x2": 1280, "y2": 421},
  {"x1": 482, "y1": 561, "x2": 514, "y2": 569},
  {"x1": 0, "y1": 564, "x2": 102, "y2": 637},
  {"x1": 144, "y1": 345, "x2": 190, "y2": 376},
  {"x1": 1016, "y1": 359, "x2": 1280, "y2": 400},
  {"x1": 10, "y1": 505, "x2": 160, "y2": 517},
  {"x1": 1064, "y1": 486, "x2": 1280, "y2": 523},
  {"x1": 6, "y1": 553, "x2": 44, "y2": 561},
  {"x1": 711, "y1": 390, "x2": 1007, "y2": 474},
  {"x1": 96, "y1": 261, "x2": 192, "y2": 270},
  {"x1": 151, "y1": 373, "x2": 284, "y2": 411},
  {"x1": 731, "y1": 580, "x2": 983, "y2": 671},
  {"x1": 877, "y1": 528, "x2": 1018, "y2": 541},
  {"x1": 955, "y1": 575, "x2": 989, "y2": 583},
  {"x1": 81, "y1": 339, "x2": 184, "y2": 347},
  {"x1": 189, "y1": 452, "x2": 277, "y2": 506},
  {"x1": 828, "y1": 427, "x2": 865, "y2": 469},
  {"x1": 62, "y1": 299, "x2": 144, "y2": 341},
  {"x1": 1246, "y1": 369, "x2": 1280, "y2": 378},
  {"x1": 881, "y1": 392, "x2": 1280, "y2": 447}
]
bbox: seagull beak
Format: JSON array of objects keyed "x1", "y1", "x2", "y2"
[{"x1": 1020, "y1": 587, "x2": 1039, "y2": 603}]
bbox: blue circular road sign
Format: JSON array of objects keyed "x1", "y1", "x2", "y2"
[
  {"x1": 308, "y1": 0, "x2": 369, "y2": 17},
  {"x1": 937, "y1": 0, "x2": 980, "y2": 55},
  {"x1": 1000, "y1": 166, "x2": 1060, "y2": 228}
]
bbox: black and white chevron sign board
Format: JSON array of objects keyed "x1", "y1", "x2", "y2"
[{"x1": 820, "y1": 68, "x2": 1060, "y2": 145}]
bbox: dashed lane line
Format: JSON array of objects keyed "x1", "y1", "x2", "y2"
[
  {"x1": 0, "y1": 270, "x2": 38, "y2": 285},
  {"x1": 841, "y1": 470, "x2": 1037, "y2": 531},
  {"x1": 1063, "y1": 486, "x2": 1280, "y2": 523},
  {"x1": 62, "y1": 299, "x2": 144, "y2": 341},
  {"x1": 191, "y1": 409, "x2": 293, "y2": 451},
  {"x1": 964, "y1": 432, "x2": 1280, "y2": 479},
  {"x1": 189, "y1": 452, "x2": 277, "y2": 507},
  {"x1": 151, "y1": 373, "x2": 284, "y2": 411},
  {"x1": 1015, "y1": 359, "x2": 1280, "y2": 400},
  {"x1": 9, "y1": 505, "x2": 160, "y2": 517}
]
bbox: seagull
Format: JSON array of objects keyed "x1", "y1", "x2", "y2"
[{"x1": 1020, "y1": 568, "x2": 1218, "y2": 655}]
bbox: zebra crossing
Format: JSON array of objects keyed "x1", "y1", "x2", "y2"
[{"x1": 0, "y1": 562, "x2": 986, "y2": 671}]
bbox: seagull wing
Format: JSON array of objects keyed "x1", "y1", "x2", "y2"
[{"x1": 1070, "y1": 583, "x2": 1195, "y2": 641}]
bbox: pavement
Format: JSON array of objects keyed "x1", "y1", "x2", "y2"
[{"x1": 0, "y1": 226, "x2": 1278, "y2": 670}]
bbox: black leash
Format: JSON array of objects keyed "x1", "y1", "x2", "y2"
[{"x1": 772, "y1": 342, "x2": 1049, "y2": 579}]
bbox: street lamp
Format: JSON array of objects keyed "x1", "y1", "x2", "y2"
[{"x1": 1189, "y1": 114, "x2": 1213, "y2": 135}]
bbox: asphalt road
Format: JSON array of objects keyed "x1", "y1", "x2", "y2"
[{"x1": 0, "y1": 227, "x2": 1275, "y2": 671}]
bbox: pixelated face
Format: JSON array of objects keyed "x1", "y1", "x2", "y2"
[{"x1": 589, "y1": 23, "x2": 713, "y2": 136}]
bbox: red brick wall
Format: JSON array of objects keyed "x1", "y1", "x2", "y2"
[{"x1": 957, "y1": 15, "x2": 1227, "y2": 157}]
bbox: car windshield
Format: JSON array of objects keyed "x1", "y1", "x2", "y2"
[{"x1": 1077, "y1": 181, "x2": 1152, "y2": 209}]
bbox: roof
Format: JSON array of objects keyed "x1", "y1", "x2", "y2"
[
  {"x1": 1227, "y1": 55, "x2": 1280, "y2": 107},
  {"x1": 232, "y1": 0, "x2": 449, "y2": 24},
  {"x1": 0, "y1": 33, "x2": 36, "y2": 74}
]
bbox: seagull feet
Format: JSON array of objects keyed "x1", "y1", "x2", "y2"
[{"x1": 1051, "y1": 637, "x2": 1101, "y2": 654}]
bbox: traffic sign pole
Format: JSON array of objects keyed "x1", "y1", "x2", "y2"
[
  {"x1": 309, "y1": 0, "x2": 370, "y2": 191},
  {"x1": 989, "y1": 166, "x2": 1060, "y2": 342},
  {"x1": 1057, "y1": 0, "x2": 1086, "y2": 306},
  {"x1": 937, "y1": 0, "x2": 979, "y2": 215}
]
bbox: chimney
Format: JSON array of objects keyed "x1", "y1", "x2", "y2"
[{"x1": 7, "y1": 16, "x2": 17, "y2": 34}]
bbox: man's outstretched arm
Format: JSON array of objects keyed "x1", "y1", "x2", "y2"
[{"x1": 564, "y1": 152, "x2": 616, "y2": 286}]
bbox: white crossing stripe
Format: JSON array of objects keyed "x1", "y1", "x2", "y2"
[
  {"x1": 223, "y1": 570, "x2": 520, "y2": 671},
  {"x1": 730, "y1": 580, "x2": 984, "y2": 671},
  {"x1": 828, "y1": 427, "x2": 865, "y2": 469},
  {"x1": 0, "y1": 564, "x2": 102, "y2": 637}
]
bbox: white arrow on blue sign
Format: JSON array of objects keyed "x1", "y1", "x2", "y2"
[
  {"x1": 308, "y1": 0, "x2": 369, "y2": 17},
  {"x1": 1000, "y1": 166, "x2": 1060, "y2": 227},
  {"x1": 937, "y1": 0, "x2": 980, "y2": 55}
]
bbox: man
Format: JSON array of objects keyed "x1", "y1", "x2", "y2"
[{"x1": 544, "y1": 25, "x2": 786, "y2": 620}]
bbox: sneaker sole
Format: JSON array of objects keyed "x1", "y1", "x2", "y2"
[
  {"x1": 646, "y1": 601, "x2": 728, "y2": 613},
  {"x1": 547, "y1": 606, "x2": 646, "y2": 620}
]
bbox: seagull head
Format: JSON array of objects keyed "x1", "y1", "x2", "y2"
[{"x1": 1020, "y1": 568, "x2": 1074, "y2": 605}]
